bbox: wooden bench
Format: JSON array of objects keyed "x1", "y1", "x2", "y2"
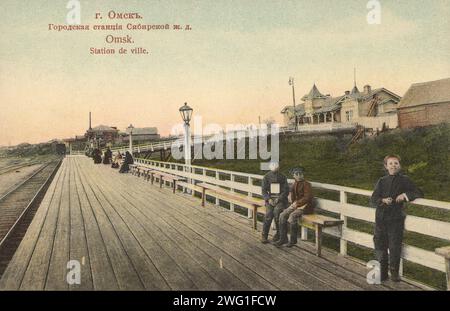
[
  {"x1": 256, "y1": 204, "x2": 343, "y2": 256},
  {"x1": 129, "y1": 165, "x2": 186, "y2": 193},
  {"x1": 140, "y1": 167, "x2": 154, "y2": 181},
  {"x1": 134, "y1": 165, "x2": 151, "y2": 178},
  {"x1": 128, "y1": 164, "x2": 153, "y2": 181},
  {"x1": 197, "y1": 182, "x2": 265, "y2": 230},
  {"x1": 150, "y1": 171, "x2": 186, "y2": 193},
  {"x1": 129, "y1": 164, "x2": 138, "y2": 175},
  {"x1": 197, "y1": 182, "x2": 343, "y2": 257},
  {"x1": 299, "y1": 214, "x2": 344, "y2": 257},
  {"x1": 177, "y1": 181, "x2": 205, "y2": 194}
]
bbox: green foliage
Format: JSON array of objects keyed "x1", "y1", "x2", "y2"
[
  {"x1": 3, "y1": 142, "x2": 56, "y2": 157},
  {"x1": 191, "y1": 124, "x2": 450, "y2": 201},
  {"x1": 169, "y1": 124, "x2": 450, "y2": 289}
]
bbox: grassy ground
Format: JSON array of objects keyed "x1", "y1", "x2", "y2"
[{"x1": 162, "y1": 123, "x2": 450, "y2": 289}]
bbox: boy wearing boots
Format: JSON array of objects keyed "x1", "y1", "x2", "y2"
[
  {"x1": 275, "y1": 167, "x2": 314, "y2": 247},
  {"x1": 261, "y1": 162, "x2": 289, "y2": 244},
  {"x1": 371, "y1": 155, "x2": 423, "y2": 282}
]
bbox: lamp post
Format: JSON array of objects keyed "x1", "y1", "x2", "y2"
[
  {"x1": 179, "y1": 103, "x2": 193, "y2": 193},
  {"x1": 179, "y1": 102, "x2": 193, "y2": 166},
  {"x1": 127, "y1": 124, "x2": 134, "y2": 155},
  {"x1": 289, "y1": 77, "x2": 297, "y2": 131}
]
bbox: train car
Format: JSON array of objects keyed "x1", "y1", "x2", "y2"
[{"x1": 55, "y1": 143, "x2": 66, "y2": 155}]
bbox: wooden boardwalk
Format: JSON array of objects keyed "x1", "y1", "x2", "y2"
[{"x1": 0, "y1": 156, "x2": 422, "y2": 290}]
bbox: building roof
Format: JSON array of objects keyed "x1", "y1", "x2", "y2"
[
  {"x1": 398, "y1": 78, "x2": 450, "y2": 109},
  {"x1": 280, "y1": 105, "x2": 305, "y2": 114},
  {"x1": 313, "y1": 96, "x2": 345, "y2": 114},
  {"x1": 90, "y1": 125, "x2": 118, "y2": 132},
  {"x1": 301, "y1": 84, "x2": 327, "y2": 101},
  {"x1": 351, "y1": 85, "x2": 360, "y2": 95},
  {"x1": 281, "y1": 84, "x2": 401, "y2": 115},
  {"x1": 126, "y1": 127, "x2": 158, "y2": 135}
]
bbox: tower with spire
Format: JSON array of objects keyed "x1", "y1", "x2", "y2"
[
  {"x1": 301, "y1": 83, "x2": 328, "y2": 114},
  {"x1": 351, "y1": 68, "x2": 360, "y2": 95}
]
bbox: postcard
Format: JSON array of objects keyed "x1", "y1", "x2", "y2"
[{"x1": 0, "y1": 0, "x2": 449, "y2": 307}]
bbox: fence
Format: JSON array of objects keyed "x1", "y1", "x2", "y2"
[{"x1": 134, "y1": 157, "x2": 450, "y2": 286}]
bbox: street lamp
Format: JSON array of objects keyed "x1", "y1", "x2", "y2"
[
  {"x1": 289, "y1": 77, "x2": 297, "y2": 131},
  {"x1": 127, "y1": 124, "x2": 134, "y2": 155},
  {"x1": 179, "y1": 103, "x2": 193, "y2": 165},
  {"x1": 179, "y1": 102, "x2": 193, "y2": 126},
  {"x1": 179, "y1": 103, "x2": 193, "y2": 194}
]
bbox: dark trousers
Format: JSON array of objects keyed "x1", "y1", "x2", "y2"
[
  {"x1": 373, "y1": 217, "x2": 405, "y2": 276},
  {"x1": 279, "y1": 206, "x2": 305, "y2": 243},
  {"x1": 262, "y1": 202, "x2": 286, "y2": 239}
]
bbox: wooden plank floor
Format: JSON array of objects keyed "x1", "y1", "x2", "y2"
[{"x1": 0, "y1": 156, "x2": 423, "y2": 290}]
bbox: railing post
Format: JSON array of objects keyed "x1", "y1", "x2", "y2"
[
  {"x1": 190, "y1": 166, "x2": 195, "y2": 196},
  {"x1": 339, "y1": 190, "x2": 348, "y2": 256},
  {"x1": 186, "y1": 165, "x2": 193, "y2": 196},
  {"x1": 215, "y1": 171, "x2": 220, "y2": 206},
  {"x1": 181, "y1": 165, "x2": 187, "y2": 193},
  {"x1": 247, "y1": 177, "x2": 253, "y2": 218},
  {"x1": 435, "y1": 246, "x2": 450, "y2": 290},
  {"x1": 399, "y1": 259, "x2": 404, "y2": 277},
  {"x1": 230, "y1": 174, "x2": 235, "y2": 212},
  {"x1": 444, "y1": 259, "x2": 450, "y2": 291}
]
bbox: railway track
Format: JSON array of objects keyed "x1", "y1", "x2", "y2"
[
  {"x1": 0, "y1": 159, "x2": 62, "y2": 277},
  {"x1": 0, "y1": 161, "x2": 41, "y2": 176}
]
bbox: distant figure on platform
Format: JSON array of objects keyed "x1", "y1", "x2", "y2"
[
  {"x1": 275, "y1": 167, "x2": 314, "y2": 247},
  {"x1": 103, "y1": 147, "x2": 112, "y2": 164},
  {"x1": 93, "y1": 148, "x2": 102, "y2": 164},
  {"x1": 111, "y1": 152, "x2": 122, "y2": 169},
  {"x1": 119, "y1": 151, "x2": 134, "y2": 173},
  {"x1": 260, "y1": 162, "x2": 289, "y2": 244},
  {"x1": 371, "y1": 155, "x2": 423, "y2": 282}
]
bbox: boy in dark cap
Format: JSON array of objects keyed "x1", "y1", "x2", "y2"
[
  {"x1": 275, "y1": 167, "x2": 314, "y2": 247},
  {"x1": 371, "y1": 155, "x2": 423, "y2": 282}
]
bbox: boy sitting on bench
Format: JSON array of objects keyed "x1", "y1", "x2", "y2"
[
  {"x1": 261, "y1": 162, "x2": 289, "y2": 244},
  {"x1": 275, "y1": 167, "x2": 314, "y2": 247}
]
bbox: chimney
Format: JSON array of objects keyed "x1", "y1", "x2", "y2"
[
  {"x1": 364, "y1": 85, "x2": 371, "y2": 94},
  {"x1": 345, "y1": 90, "x2": 350, "y2": 95},
  {"x1": 89, "y1": 112, "x2": 92, "y2": 130}
]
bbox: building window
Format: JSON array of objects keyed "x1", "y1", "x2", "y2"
[{"x1": 346, "y1": 110, "x2": 353, "y2": 122}]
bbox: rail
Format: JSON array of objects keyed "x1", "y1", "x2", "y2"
[{"x1": 0, "y1": 159, "x2": 63, "y2": 250}]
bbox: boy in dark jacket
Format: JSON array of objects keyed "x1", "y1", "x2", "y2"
[
  {"x1": 371, "y1": 155, "x2": 423, "y2": 282},
  {"x1": 261, "y1": 162, "x2": 289, "y2": 244}
]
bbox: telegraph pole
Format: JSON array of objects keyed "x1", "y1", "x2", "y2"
[{"x1": 289, "y1": 77, "x2": 297, "y2": 131}]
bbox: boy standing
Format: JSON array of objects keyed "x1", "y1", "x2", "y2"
[{"x1": 371, "y1": 155, "x2": 423, "y2": 282}]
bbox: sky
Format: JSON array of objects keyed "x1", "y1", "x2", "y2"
[{"x1": 0, "y1": 0, "x2": 449, "y2": 145}]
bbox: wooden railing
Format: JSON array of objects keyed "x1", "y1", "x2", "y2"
[
  {"x1": 69, "y1": 150, "x2": 85, "y2": 155},
  {"x1": 134, "y1": 158, "x2": 450, "y2": 287},
  {"x1": 108, "y1": 127, "x2": 279, "y2": 154},
  {"x1": 109, "y1": 138, "x2": 178, "y2": 154}
]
